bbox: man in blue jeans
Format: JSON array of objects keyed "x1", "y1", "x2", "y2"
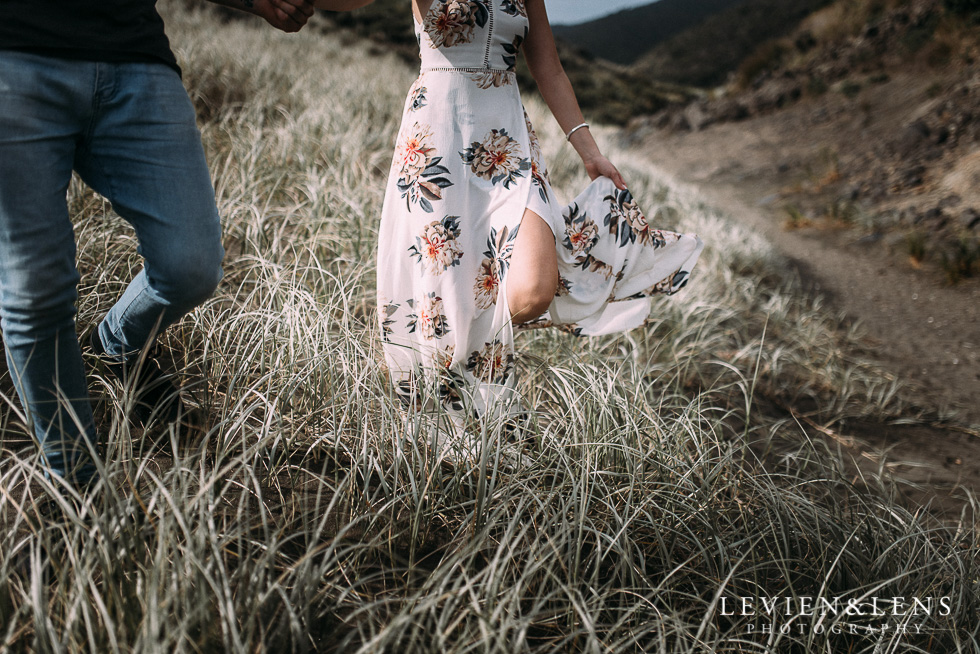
[{"x1": 0, "y1": 0, "x2": 314, "y2": 491}]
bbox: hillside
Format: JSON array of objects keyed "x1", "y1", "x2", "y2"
[
  {"x1": 637, "y1": 0, "x2": 980, "y2": 286},
  {"x1": 553, "y1": 0, "x2": 839, "y2": 89},
  {"x1": 552, "y1": 0, "x2": 743, "y2": 66},
  {"x1": 626, "y1": 0, "x2": 980, "y2": 437},
  {"x1": 633, "y1": 0, "x2": 834, "y2": 87}
]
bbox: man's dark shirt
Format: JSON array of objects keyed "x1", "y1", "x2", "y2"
[{"x1": 0, "y1": 0, "x2": 180, "y2": 73}]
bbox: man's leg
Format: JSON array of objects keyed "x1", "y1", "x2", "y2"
[
  {"x1": 73, "y1": 62, "x2": 224, "y2": 364},
  {"x1": 0, "y1": 53, "x2": 98, "y2": 485}
]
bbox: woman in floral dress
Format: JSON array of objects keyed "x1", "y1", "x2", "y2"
[{"x1": 319, "y1": 0, "x2": 705, "y2": 439}]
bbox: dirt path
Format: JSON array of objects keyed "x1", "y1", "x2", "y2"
[
  {"x1": 640, "y1": 120, "x2": 980, "y2": 424},
  {"x1": 636, "y1": 119, "x2": 980, "y2": 519}
]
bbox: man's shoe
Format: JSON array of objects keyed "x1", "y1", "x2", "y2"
[{"x1": 88, "y1": 328, "x2": 183, "y2": 427}]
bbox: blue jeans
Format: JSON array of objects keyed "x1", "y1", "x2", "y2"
[{"x1": 0, "y1": 51, "x2": 225, "y2": 485}]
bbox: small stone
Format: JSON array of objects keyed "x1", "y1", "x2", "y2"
[
  {"x1": 961, "y1": 208, "x2": 980, "y2": 230},
  {"x1": 854, "y1": 232, "x2": 883, "y2": 246},
  {"x1": 683, "y1": 103, "x2": 712, "y2": 132},
  {"x1": 939, "y1": 194, "x2": 962, "y2": 208},
  {"x1": 902, "y1": 165, "x2": 926, "y2": 188},
  {"x1": 669, "y1": 111, "x2": 691, "y2": 132},
  {"x1": 650, "y1": 111, "x2": 671, "y2": 130}
]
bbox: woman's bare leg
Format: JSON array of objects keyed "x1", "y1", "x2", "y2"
[{"x1": 507, "y1": 208, "x2": 559, "y2": 324}]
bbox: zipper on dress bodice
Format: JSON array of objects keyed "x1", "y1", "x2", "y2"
[{"x1": 483, "y1": 0, "x2": 494, "y2": 69}]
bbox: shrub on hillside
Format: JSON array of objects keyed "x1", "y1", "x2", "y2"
[
  {"x1": 943, "y1": 0, "x2": 980, "y2": 18},
  {"x1": 735, "y1": 39, "x2": 793, "y2": 89}
]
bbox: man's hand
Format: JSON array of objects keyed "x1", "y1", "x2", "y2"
[
  {"x1": 254, "y1": 0, "x2": 316, "y2": 32},
  {"x1": 207, "y1": 0, "x2": 316, "y2": 33}
]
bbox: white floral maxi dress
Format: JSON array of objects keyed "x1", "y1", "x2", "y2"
[{"x1": 377, "y1": 0, "x2": 705, "y2": 428}]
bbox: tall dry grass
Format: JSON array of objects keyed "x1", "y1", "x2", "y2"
[{"x1": 1, "y1": 2, "x2": 977, "y2": 652}]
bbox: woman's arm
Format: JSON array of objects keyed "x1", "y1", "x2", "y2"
[
  {"x1": 206, "y1": 0, "x2": 316, "y2": 32},
  {"x1": 522, "y1": 0, "x2": 627, "y2": 190}
]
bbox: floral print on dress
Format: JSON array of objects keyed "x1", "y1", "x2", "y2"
[
  {"x1": 500, "y1": 0, "x2": 526, "y2": 17},
  {"x1": 437, "y1": 367, "x2": 468, "y2": 411},
  {"x1": 396, "y1": 122, "x2": 454, "y2": 213},
  {"x1": 529, "y1": 160, "x2": 549, "y2": 203},
  {"x1": 490, "y1": 225, "x2": 519, "y2": 273},
  {"x1": 555, "y1": 276, "x2": 572, "y2": 297},
  {"x1": 473, "y1": 225, "x2": 518, "y2": 310},
  {"x1": 583, "y1": 256, "x2": 616, "y2": 280},
  {"x1": 623, "y1": 268, "x2": 692, "y2": 300},
  {"x1": 501, "y1": 27, "x2": 527, "y2": 71},
  {"x1": 433, "y1": 344, "x2": 456, "y2": 370},
  {"x1": 460, "y1": 128, "x2": 531, "y2": 189},
  {"x1": 379, "y1": 300, "x2": 400, "y2": 343},
  {"x1": 466, "y1": 340, "x2": 515, "y2": 383},
  {"x1": 525, "y1": 112, "x2": 541, "y2": 158},
  {"x1": 561, "y1": 203, "x2": 600, "y2": 256},
  {"x1": 409, "y1": 81, "x2": 428, "y2": 111},
  {"x1": 603, "y1": 188, "x2": 669, "y2": 248},
  {"x1": 409, "y1": 215, "x2": 465, "y2": 275},
  {"x1": 473, "y1": 259, "x2": 498, "y2": 310},
  {"x1": 406, "y1": 292, "x2": 451, "y2": 340},
  {"x1": 423, "y1": 0, "x2": 490, "y2": 49},
  {"x1": 524, "y1": 112, "x2": 550, "y2": 204},
  {"x1": 471, "y1": 71, "x2": 513, "y2": 89},
  {"x1": 560, "y1": 201, "x2": 616, "y2": 280}
]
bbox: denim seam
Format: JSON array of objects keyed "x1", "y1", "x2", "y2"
[
  {"x1": 84, "y1": 65, "x2": 140, "y2": 359},
  {"x1": 86, "y1": 63, "x2": 102, "y2": 143}
]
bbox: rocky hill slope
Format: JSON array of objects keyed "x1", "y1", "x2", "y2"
[{"x1": 635, "y1": 0, "x2": 980, "y2": 283}]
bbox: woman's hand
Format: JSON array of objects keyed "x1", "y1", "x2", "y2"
[{"x1": 584, "y1": 155, "x2": 627, "y2": 191}]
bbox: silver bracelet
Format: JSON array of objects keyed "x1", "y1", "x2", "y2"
[{"x1": 565, "y1": 122, "x2": 590, "y2": 142}]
